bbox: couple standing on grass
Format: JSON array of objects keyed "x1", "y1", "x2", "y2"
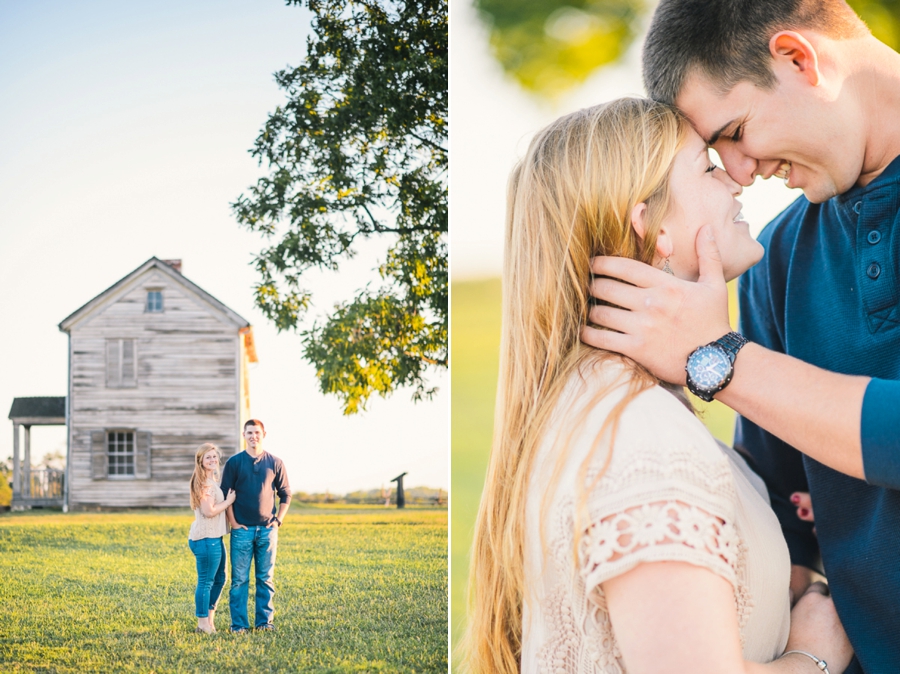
[
  {"x1": 467, "y1": 0, "x2": 900, "y2": 672},
  {"x1": 187, "y1": 419, "x2": 292, "y2": 634}
]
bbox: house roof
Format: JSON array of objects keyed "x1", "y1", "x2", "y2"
[
  {"x1": 8, "y1": 397, "x2": 66, "y2": 421},
  {"x1": 58, "y1": 257, "x2": 251, "y2": 333}
]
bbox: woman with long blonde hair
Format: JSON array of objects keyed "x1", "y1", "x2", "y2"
[
  {"x1": 464, "y1": 98, "x2": 853, "y2": 673},
  {"x1": 188, "y1": 443, "x2": 235, "y2": 634}
]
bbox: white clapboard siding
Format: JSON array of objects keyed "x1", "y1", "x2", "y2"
[{"x1": 66, "y1": 263, "x2": 249, "y2": 509}]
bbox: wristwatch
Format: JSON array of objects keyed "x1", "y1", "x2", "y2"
[
  {"x1": 274, "y1": 517, "x2": 283, "y2": 527},
  {"x1": 685, "y1": 331, "x2": 749, "y2": 402}
]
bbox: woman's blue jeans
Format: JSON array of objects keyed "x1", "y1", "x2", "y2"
[{"x1": 188, "y1": 536, "x2": 226, "y2": 618}]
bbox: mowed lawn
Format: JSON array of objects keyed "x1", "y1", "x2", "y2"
[
  {"x1": 450, "y1": 277, "x2": 739, "y2": 667},
  {"x1": 0, "y1": 505, "x2": 447, "y2": 673}
]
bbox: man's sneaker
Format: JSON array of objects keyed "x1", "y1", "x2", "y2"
[
  {"x1": 231, "y1": 628, "x2": 250, "y2": 634},
  {"x1": 255, "y1": 624, "x2": 276, "y2": 632}
]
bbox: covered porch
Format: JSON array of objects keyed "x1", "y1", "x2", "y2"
[{"x1": 8, "y1": 397, "x2": 66, "y2": 509}]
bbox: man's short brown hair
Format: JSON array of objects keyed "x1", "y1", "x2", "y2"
[
  {"x1": 643, "y1": 0, "x2": 868, "y2": 104},
  {"x1": 244, "y1": 418, "x2": 266, "y2": 434}
]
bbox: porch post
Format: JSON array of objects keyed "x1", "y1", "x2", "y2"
[
  {"x1": 23, "y1": 425, "x2": 31, "y2": 498},
  {"x1": 12, "y1": 422, "x2": 20, "y2": 500}
]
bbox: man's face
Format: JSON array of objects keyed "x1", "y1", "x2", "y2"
[
  {"x1": 674, "y1": 66, "x2": 865, "y2": 204},
  {"x1": 243, "y1": 424, "x2": 264, "y2": 450}
]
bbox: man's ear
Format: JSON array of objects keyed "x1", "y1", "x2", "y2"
[{"x1": 769, "y1": 31, "x2": 821, "y2": 87}]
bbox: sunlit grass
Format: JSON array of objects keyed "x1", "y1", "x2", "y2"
[{"x1": 0, "y1": 505, "x2": 447, "y2": 673}]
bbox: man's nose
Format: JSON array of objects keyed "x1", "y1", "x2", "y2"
[{"x1": 717, "y1": 146, "x2": 757, "y2": 187}]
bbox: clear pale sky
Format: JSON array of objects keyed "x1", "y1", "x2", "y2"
[
  {"x1": 450, "y1": 0, "x2": 802, "y2": 280},
  {"x1": 0, "y1": 0, "x2": 448, "y2": 494}
]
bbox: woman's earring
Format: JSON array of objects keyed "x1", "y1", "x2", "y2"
[{"x1": 663, "y1": 257, "x2": 674, "y2": 275}]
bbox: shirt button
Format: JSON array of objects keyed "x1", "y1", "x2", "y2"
[
  {"x1": 854, "y1": 201, "x2": 863, "y2": 214},
  {"x1": 867, "y1": 262, "x2": 881, "y2": 279},
  {"x1": 868, "y1": 230, "x2": 882, "y2": 244}
]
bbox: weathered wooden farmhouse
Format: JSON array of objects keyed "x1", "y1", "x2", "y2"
[{"x1": 48, "y1": 257, "x2": 257, "y2": 509}]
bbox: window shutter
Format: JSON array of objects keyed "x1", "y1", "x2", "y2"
[
  {"x1": 135, "y1": 431, "x2": 151, "y2": 479},
  {"x1": 91, "y1": 430, "x2": 107, "y2": 479},
  {"x1": 106, "y1": 340, "x2": 120, "y2": 387},
  {"x1": 122, "y1": 340, "x2": 136, "y2": 387}
]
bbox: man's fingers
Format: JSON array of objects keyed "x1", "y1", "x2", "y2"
[
  {"x1": 589, "y1": 277, "x2": 645, "y2": 310},
  {"x1": 581, "y1": 324, "x2": 633, "y2": 356},
  {"x1": 588, "y1": 304, "x2": 638, "y2": 335},
  {"x1": 591, "y1": 255, "x2": 669, "y2": 289}
]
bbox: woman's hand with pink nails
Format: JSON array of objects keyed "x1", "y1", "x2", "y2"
[{"x1": 791, "y1": 491, "x2": 816, "y2": 535}]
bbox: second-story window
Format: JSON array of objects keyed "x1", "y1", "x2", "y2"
[
  {"x1": 106, "y1": 339, "x2": 137, "y2": 388},
  {"x1": 146, "y1": 291, "x2": 163, "y2": 312}
]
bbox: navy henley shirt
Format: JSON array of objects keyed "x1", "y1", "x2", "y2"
[
  {"x1": 736, "y1": 154, "x2": 900, "y2": 673},
  {"x1": 220, "y1": 449, "x2": 291, "y2": 527}
]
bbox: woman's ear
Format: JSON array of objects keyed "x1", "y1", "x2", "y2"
[
  {"x1": 631, "y1": 202, "x2": 674, "y2": 264},
  {"x1": 655, "y1": 227, "x2": 674, "y2": 263},
  {"x1": 629, "y1": 202, "x2": 649, "y2": 241}
]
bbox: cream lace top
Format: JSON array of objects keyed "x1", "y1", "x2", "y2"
[
  {"x1": 521, "y1": 363, "x2": 791, "y2": 673},
  {"x1": 188, "y1": 479, "x2": 226, "y2": 541}
]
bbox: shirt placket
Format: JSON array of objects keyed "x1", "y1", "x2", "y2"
[{"x1": 855, "y1": 188, "x2": 900, "y2": 333}]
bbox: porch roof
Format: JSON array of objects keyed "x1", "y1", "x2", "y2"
[{"x1": 8, "y1": 397, "x2": 66, "y2": 424}]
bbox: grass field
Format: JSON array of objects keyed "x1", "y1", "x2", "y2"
[
  {"x1": 450, "y1": 277, "x2": 739, "y2": 668},
  {"x1": 0, "y1": 505, "x2": 447, "y2": 673}
]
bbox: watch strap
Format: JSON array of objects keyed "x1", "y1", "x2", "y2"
[{"x1": 714, "y1": 331, "x2": 749, "y2": 364}]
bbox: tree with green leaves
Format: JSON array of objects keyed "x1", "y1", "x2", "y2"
[{"x1": 233, "y1": 0, "x2": 447, "y2": 414}]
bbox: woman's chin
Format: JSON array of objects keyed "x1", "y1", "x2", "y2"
[{"x1": 723, "y1": 243, "x2": 765, "y2": 282}]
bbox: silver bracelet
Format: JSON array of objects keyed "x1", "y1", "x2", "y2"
[{"x1": 783, "y1": 650, "x2": 829, "y2": 674}]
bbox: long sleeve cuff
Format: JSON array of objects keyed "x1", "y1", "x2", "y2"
[{"x1": 861, "y1": 378, "x2": 900, "y2": 490}]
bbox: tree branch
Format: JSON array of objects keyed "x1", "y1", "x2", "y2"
[{"x1": 409, "y1": 132, "x2": 447, "y2": 153}]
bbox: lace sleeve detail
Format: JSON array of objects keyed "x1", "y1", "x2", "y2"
[{"x1": 580, "y1": 499, "x2": 751, "y2": 629}]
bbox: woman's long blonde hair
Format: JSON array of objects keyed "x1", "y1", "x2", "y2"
[
  {"x1": 463, "y1": 98, "x2": 691, "y2": 673},
  {"x1": 189, "y1": 443, "x2": 221, "y2": 510}
]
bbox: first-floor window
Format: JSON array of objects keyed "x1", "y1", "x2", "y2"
[{"x1": 108, "y1": 431, "x2": 135, "y2": 477}]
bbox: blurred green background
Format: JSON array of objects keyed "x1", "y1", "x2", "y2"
[{"x1": 474, "y1": 0, "x2": 900, "y2": 99}]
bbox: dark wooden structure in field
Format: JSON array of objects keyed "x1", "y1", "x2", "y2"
[
  {"x1": 8, "y1": 397, "x2": 66, "y2": 508},
  {"x1": 391, "y1": 471, "x2": 408, "y2": 509}
]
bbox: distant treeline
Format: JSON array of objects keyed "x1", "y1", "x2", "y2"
[{"x1": 291, "y1": 486, "x2": 446, "y2": 506}]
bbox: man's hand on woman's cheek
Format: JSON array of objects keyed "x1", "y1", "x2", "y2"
[{"x1": 581, "y1": 226, "x2": 733, "y2": 384}]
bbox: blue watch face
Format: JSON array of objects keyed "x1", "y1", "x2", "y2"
[{"x1": 687, "y1": 345, "x2": 730, "y2": 390}]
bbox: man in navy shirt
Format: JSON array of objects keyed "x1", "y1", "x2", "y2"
[
  {"x1": 583, "y1": 0, "x2": 900, "y2": 671},
  {"x1": 221, "y1": 419, "x2": 291, "y2": 633}
]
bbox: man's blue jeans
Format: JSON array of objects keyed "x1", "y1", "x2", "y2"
[
  {"x1": 188, "y1": 536, "x2": 226, "y2": 618},
  {"x1": 229, "y1": 525, "x2": 278, "y2": 629}
]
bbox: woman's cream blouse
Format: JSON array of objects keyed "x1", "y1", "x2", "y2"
[
  {"x1": 188, "y1": 479, "x2": 227, "y2": 541},
  {"x1": 521, "y1": 363, "x2": 791, "y2": 673}
]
